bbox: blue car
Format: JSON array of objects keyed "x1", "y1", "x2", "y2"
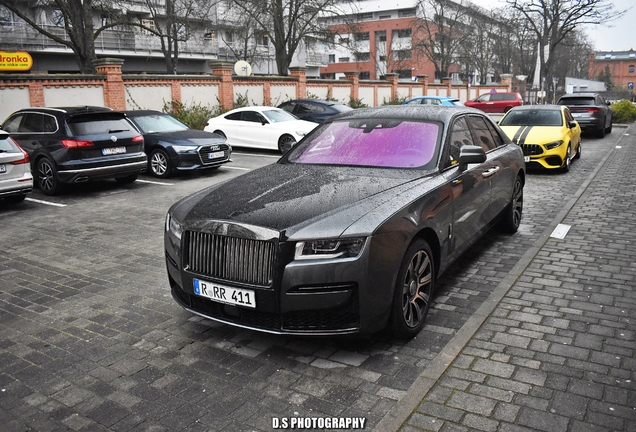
[{"x1": 403, "y1": 96, "x2": 464, "y2": 106}]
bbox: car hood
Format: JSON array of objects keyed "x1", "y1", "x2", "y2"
[
  {"x1": 144, "y1": 129, "x2": 225, "y2": 146},
  {"x1": 500, "y1": 125, "x2": 566, "y2": 145},
  {"x1": 172, "y1": 163, "x2": 432, "y2": 240}
]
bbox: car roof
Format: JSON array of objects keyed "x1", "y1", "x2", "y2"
[
  {"x1": 410, "y1": 96, "x2": 459, "y2": 100},
  {"x1": 11, "y1": 106, "x2": 114, "y2": 116},
  {"x1": 330, "y1": 105, "x2": 483, "y2": 123},
  {"x1": 283, "y1": 99, "x2": 348, "y2": 106},
  {"x1": 558, "y1": 93, "x2": 598, "y2": 98}
]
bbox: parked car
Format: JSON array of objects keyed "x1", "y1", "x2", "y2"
[
  {"x1": 0, "y1": 130, "x2": 33, "y2": 204},
  {"x1": 556, "y1": 93, "x2": 612, "y2": 138},
  {"x1": 278, "y1": 99, "x2": 353, "y2": 123},
  {"x1": 1, "y1": 106, "x2": 146, "y2": 195},
  {"x1": 465, "y1": 92, "x2": 523, "y2": 113},
  {"x1": 165, "y1": 106, "x2": 525, "y2": 338},
  {"x1": 403, "y1": 96, "x2": 464, "y2": 106},
  {"x1": 123, "y1": 110, "x2": 231, "y2": 178},
  {"x1": 204, "y1": 107, "x2": 318, "y2": 153},
  {"x1": 499, "y1": 105, "x2": 582, "y2": 172}
]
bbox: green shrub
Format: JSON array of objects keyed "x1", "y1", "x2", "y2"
[
  {"x1": 611, "y1": 99, "x2": 636, "y2": 123},
  {"x1": 348, "y1": 97, "x2": 369, "y2": 108},
  {"x1": 162, "y1": 100, "x2": 222, "y2": 130},
  {"x1": 382, "y1": 95, "x2": 408, "y2": 105}
]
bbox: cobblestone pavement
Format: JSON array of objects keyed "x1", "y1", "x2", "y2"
[
  {"x1": 393, "y1": 124, "x2": 636, "y2": 432},
  {"x1": 0, "y1": 126, "x2": 633, "y2": 431}
]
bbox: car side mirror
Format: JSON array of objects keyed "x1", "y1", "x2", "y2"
[
  {"x1": 568, "y1": 120, "x2": 577, "y2": 129},
  {"x1": 458, "y1": 145, "x2": 486, "y2": 171}
]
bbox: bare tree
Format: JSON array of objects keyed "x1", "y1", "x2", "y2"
[
  {"x1": 412, "y1": 0, "x2": 471, "y2": 81},
  {"x1": 458, "y1": 8, "x2": 499, "y2": 85},
  {"x1": 227, "y1": 0, "x2": 343, "y2": 75},
  {"x1": 137, "y1": 0, "x2": 217, "y2": 74},
  {"x1": 506, "y1": 0, "x2": 625, "y2": 99},
  {"x1": 0, "y1": 0, "x2": 124, "y2": 73}
]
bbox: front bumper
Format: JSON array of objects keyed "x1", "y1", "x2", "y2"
[
  {"x1": 165, "y1": 228, "x2": 400, "y2": 335},
  {"x1": 519, "y1": 143, "x2": 567, "y2": 170}
]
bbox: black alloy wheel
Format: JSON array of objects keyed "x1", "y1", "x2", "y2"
[
  {"x1": 389, "y1": 239, "x2": 435, "y2": 338},
  {"x1": 278, "y1": 135, "x2": 296, "y2": 153},
  {"x1": 37, "y1": 157, "x2": 62, "y2": 196},
  {"x1": 499, "y1": 176, "x2": 524, "y2": 233},
  {"x1": 150, "y1": 148, "x2": 171, "y2": 178}
]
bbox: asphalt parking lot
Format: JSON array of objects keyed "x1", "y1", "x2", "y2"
[{"x1": 0, "y1": 130, "x2": 631, "y2": 431}]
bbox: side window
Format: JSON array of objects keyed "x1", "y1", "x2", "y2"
[
  {"x1": 225, "y1": 112, "x2": 242, "y2": 121},
  {"x1": 279, "y1": 103, "x2": 295, "y2": 113},
  {"x1": 22, "y1": 113, "x2": 54, "y2": 133},
  {"x1": 445, "y1": 117, "x2": 475, "y2": 168},
  {"x1": 477, "y1": 94, "x2": 490, "y2": 102},
  {"x1": 467, "y1": 116, "x2": 497, "y2": 152},
  {"x1": 2, "y1": 114, "x2": 25, "y2": 133},
  {"x1": 240, "y1": 111, "x2": 264, "y2": 123},
  {"x1": 296, "y1": 103, "x2": 312, "y2": 114},
  {"x1": 431, "y1": 99, "x2": 441, "y2": 105},
  {"x1": 564, "y1": 109, "x2": 574, "y2": 123},
  {"x1": 485, "y1": 121, "x2": 506, "y2": 147}
]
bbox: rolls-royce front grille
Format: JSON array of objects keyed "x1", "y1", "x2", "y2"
[
  {"x1": 185, "y1": 231, "x2": 276, "y2": 286},
  {"x1": 521, "y1": 144, "x2": 543, "y2": 156}
]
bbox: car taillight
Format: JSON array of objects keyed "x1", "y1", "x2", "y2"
[
  {"x1": 10, "y1": 145, "x2": 30, "y2": 165},
  {"x1": 132, "y1": 134, "x2": 144, "y2": 143},
  {"x1": 586, "y1": 108, "x2": 600, "y2": 113},
  {"x1": 62, "y1": 139, "x2": 94, "y2": 148}
]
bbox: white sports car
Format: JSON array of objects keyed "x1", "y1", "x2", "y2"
[{"x1": 204, "y1": 106, "x2": 318, "y2": 153}]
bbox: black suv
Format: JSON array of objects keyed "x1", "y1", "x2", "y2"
[
  {"x1": 1, "y1": 106, "x2": 147, "y2": 195},
  {"x1": 556, "y1": 93, "x2": 612, "y2": 138},
  {"x1": 278, "y1": 99, "x2": 353, "y2": 123}
]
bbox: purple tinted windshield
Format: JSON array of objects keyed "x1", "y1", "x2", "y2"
[{"x1": 290, "y1": 120, "x2": 440, "y2": 168}]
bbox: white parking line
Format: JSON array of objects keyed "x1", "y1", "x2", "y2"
[
  {"x1": 234, "y1": 152, "x2": 281, "y2": 158},
  {"x1": 136, "y1": 179, "x2": 175, "y2": 186},
  {"x1": 25, "y1": 198, "x2": 67, "y2": 207},
  {"x1": 222, "y1": 166, "x2": 251, "y2": 171}
]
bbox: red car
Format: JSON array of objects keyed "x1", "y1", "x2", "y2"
[{"x1": 465, "y1": 92, "x2": 523, "y2": 113}]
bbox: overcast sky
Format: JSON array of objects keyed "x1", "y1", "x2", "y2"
[{"x1": 469, "y1": 0, "x2": 635, "y2": 52}]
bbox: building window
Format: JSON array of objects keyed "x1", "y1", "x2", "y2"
[
  {"x1": 376, "y1": 32, "x2": 386, "y2": 42},
  {"x1": 224, "y1": 31, "x2": 234, "y2": 43},
  {"x1": 257, "y1": 32, "x2": 269, "y2": 46},
  {"x1": 204, "y1": 31, "x2": 216, "y2": 40},
  {"x1": 398, "y1": 8, "x2": 416, "y2": 17},
  {"x1": 50, "y1": 10, "x2": 65, "y2": 27},
  {"x1": 379, "y1": 14, "x2": 392, "y2": 19},
  {"x1": 629, "y1": 65, "x2": 635, "y2": 74},
  {"x1": 357, "y1": 13, "x2": 373, "y2": 20},
  {"x1": 395, "y1": 70, "x2": 412, "y2": 79},
  {"x1": 355, "y1": 52, "x2": 370, "y2": 62},
  {"x1": 141, "y1": 19, "x2": 155, "y2": 35},
  {"x1": 396, "y1": 29, "x2": 411, "y2": 38},
  {"x1": 393, "y1": 50, "x2": 412, "y2": 60},
  {"x1": 359, "y1": 72, "x2": 370, "y2": 80},
  {"x1": 379, "y1": 55, "x2": 386, "y2": 61},
  {"x1": 354, "y1": 32, "x2": 369, "y2": 41},
  {"x1": 328, "y1": 54, "x2": 335, "y2": 63},
  {"x1": 339, "y1": 57, "x2": 350, "y2": 63}
]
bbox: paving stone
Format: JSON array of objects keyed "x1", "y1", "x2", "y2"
[{"x1": 447, "y1": 392, "x2": 497, "y2": 416}]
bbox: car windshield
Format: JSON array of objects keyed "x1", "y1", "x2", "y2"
[
  {"x1": 130, "y1": 114, "x2": 189, "y2": 133},
  {"x1": 263, "y1": 109, "x2": 298, "y2": 123},
  {"x1": 287, "y1": 119, "x2": 440, "y2": 169},
  {"x1": 500, "y1": 110, "x2": 563, "y2": 127}
]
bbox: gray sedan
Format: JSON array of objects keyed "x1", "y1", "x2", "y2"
[{"x1": 164, "y1": 106, "x2": 526, "y2": 338}]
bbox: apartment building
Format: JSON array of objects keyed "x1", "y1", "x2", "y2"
[{"x1": 589, "y1": 50, "x2": 636, "y2": 90}]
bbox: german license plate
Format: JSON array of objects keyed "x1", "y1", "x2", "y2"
[
  {"x1": 208, "y1": 151, "x2": 224, "y2": 160},
  {"x1": 193, "y1": 278, "x2": 256, "y2": 308},
  {"x1": 102, "y1": 147, "x2": 126, "y2": 155},
  {"x1": 0, "y1": 164, "x2": 5, "y2": 173},
  {"x1": 524, "y1": 156, "x2": 530, "y2": 162}
]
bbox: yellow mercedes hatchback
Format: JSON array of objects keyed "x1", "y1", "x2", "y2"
[{"x1": 499, "y1": 105, "x2": 582, "y2": 172}]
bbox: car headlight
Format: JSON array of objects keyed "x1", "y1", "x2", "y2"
[
  {"x1": 166, "y1": 213, "x2": 183, "y2": 240},
  {"x1": 544, "y1": 140, "x2": 564, "y2": 150},
  {"x1": 171, "y1": 145, "x2": 197, "y2": 153},
  {"x1": 294, "y1": 238, "x2": 366, "y2": 260}
]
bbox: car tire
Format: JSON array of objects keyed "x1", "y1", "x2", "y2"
[
  {"x1": 562, "y1": 145, "x2": 572, "y2": 172},
  {"x1": 388, "y1": 238, "x2": 435, "y2": 338},
  {"x1": 115, "y1": 175, "x2": 138, "y2": 184},
  {"x1": 149, "y1": 148, "x2": 171, "y2": 178},
  {"x1": 596, "y1": 124, "x2": 605, "y2": 138},
  {"x1": 4, "y1": 194, "x2": 26, "y2": 204},
  {"x1": 278, "y1": 135, "x2": 296, "y2": 153},
  {"x1": 498, "y1": 176, "x2": 524, "y2": 234},
  {"x1": 606, "y1": 122, "x2": 612, "y2": 134},
  {"x1": 574, "y1": 141, "x2": 582, "y2": 159},
  {"x1": 36, "y1": 157, "x2": 62, "y2": 196}
]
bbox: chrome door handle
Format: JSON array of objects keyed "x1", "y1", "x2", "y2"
[{"x1": 482, "y1": 166, "x2": 500, "y2": 178}]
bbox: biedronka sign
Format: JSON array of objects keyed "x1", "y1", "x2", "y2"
[{"x1": 0, "y1": 51, "x2": 33, "y2": 71}]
